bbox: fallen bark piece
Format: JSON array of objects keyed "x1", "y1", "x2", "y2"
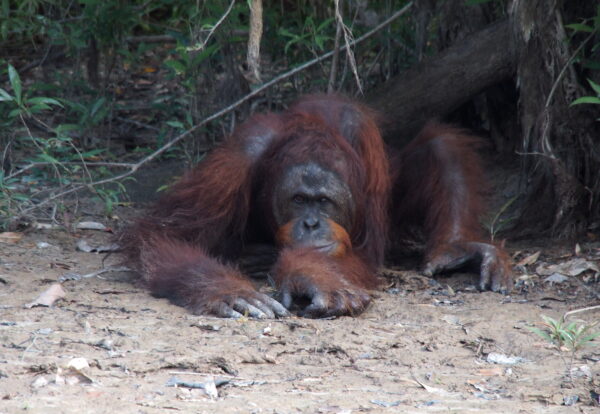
[{"x1": 75, "y1": 221, "x2": 108, "y2": 231}]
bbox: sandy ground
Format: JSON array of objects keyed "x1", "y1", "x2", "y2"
[{"x1": 1, "y1": 227, "x2": 599, "y2": 414}]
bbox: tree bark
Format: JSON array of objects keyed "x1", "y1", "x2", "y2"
[
  {"x1": 367, "y1": 19, "x2": 516, "y2": 144},
  {"x1": 247, "y1": 0, "x2": 263, "y2": 84},
  {"x1": 509, "y1": 0, "x2": 599, "y2": 238}
]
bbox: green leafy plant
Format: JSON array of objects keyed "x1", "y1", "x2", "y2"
[
  {"x1": 279, "y1": 16, "x2": 334, "y2": 56},
  {"x1": 529, "y1": 314, "x2": 600, "y2": 351},
  {"x1": 0, "y1": 64, "x2": 127, "y2": 226},
  {"x1": 0, "y1": 64, "x2": 63, "y2": 120},
  {"x1": 164, "y1": 42, "x2": 221, "y2": 91},
  {"x1": 0, "y1": 171, "x2": 29, "y2": 224},
  {"x1": 571, "y1": 78, "x2": 600, "y2": 107},
  {"x1": 484, "y1": 195, "x2": 518, "y2": 242},
  {"x1": 566, "y1": 6, "x2": 600, "y2": 117},
  {"x1": 1, "y1": 64, "x2": 66, "y2": 225},
  {"x1": 93, "y1": 182, "x2": 129, "y2": 216},
  {"x1": 528, "y1": 313, "x2": 600, "y2": 381}
]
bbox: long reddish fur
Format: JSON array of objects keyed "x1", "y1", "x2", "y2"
[
  {"x1": 120, "y1": 94, "x2": 389, "y2": 312},
  {"x1": 391, "y1": 122, "x2": 487, "y2": 255},
  {"x1": 289, "y1": 95, "x2": 390, "y2": 266},
  {"x1": 121, "y1": 95, "x2": 505, "y2": 314},
  {"x1": 273, "y1": 247, "x2": 378, "y2": 291}
]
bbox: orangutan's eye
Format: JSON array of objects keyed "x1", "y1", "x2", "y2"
[{"x1": 293, "y1": 195, "x2": 306, "y2": 204}]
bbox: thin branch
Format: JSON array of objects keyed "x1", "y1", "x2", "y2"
[
  {"x1": 125, "y1": 31, "x2": 250, "y2": 45},
  {"x1": 7, "y1": 161, "x2": 135, "y2": 180},
  {"x1": 334, "y1": 0, "x2": 363, "y2": 94},
  {"x1": 16, "y1": 2, "x2": 414, "y2": 218},
  {"x1": 18, "y1": 113, "x2": 63, "y2": 186},
  {"x1": 115, "y1": 116, "x2": 161, "y2": 132},
  {"x1": 564, "y1": 305, "x2": 600, "y2": 319},
  {"x1": 191, "y1": 0, "x2": 236, "y2": 51},
  {"x1": 126, "y1": 34, "x2": 177, "y2": 44},
  {"x1": 328, "y1": 19, "x2": 342, "y2": 93}
]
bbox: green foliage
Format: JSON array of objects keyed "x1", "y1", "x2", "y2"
[
  {"x1": 93, "y1": 181, "x2": 129, "y2": 215},
  {"x1": 1, "y1": 0, "x2": 145, "y2": 51},
  {"x1": 0, "y1": 64, "x2": 123, "y2": 227},
  {"x1": 571, "y1": 79, "x2": 600, "y2": 108},
  {"x1": 485, "y1": 195, "x2": 518, "y2": 242},
  {"x1": 165, "y1": 43, "x2": 221, "y2": 91},
  {"x1": 0, "y1": 64, "x2": 63, "y2": 121},
  {"x1": 528, "y1": 314, "x2": 600, "y2": 353},
  {"x1": 78, "y1": 0, "x2": 138, "y2": 48},
  {"x1": 279, "y1": 17, "x2": 334, "y2": 55},
  {"x1": 0, "y1": 170, "x2": 28, "y2": 221},
  {"x1": 61, "y1": 96, "x2": 110, "y2": 133},
  {"x1": 528, "y1": 313, "x2": 599, "y2": 382},
  {"x1": 566, "y1": 5, "x2": 600, "y2": 114},
  {"x1": 1, "y1": 1, "x2": 418, "y2": 225}
]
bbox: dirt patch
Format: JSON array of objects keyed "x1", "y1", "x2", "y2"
[{"x1": 1, "y1": 228, "x2": 599, "y2": 413}]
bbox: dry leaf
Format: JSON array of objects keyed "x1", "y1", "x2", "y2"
[
  {"x1": 517, "y1": 251, "x2": 540, "y2": 267},
  {"x1": 25, "y1": 283, "x2": 66, "y2": 308},
  {"x1": 536, "y1": 258, "x2": 599, "y2": 277},
  {"x1": 0, "y1": 232, "x2": 23, "y2": 244},
  {"x1": 476, "y1": 367, "x2": 504, "y2": 376}
]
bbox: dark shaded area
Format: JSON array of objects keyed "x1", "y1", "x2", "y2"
[{"x1": 367, "y1": 1, "x2": 600, "y2": 239}]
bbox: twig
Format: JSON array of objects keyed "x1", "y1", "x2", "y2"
[
  {"x1": 1, "y1": 137, "x2": 13, "y2": 171},
  {"x1": 59, "y1": 266, "x2": 130, "y2": 283},
  {"x1": 564, "y1": 305, "x2": 600, "y2": 319},
  {"x1": 115, "y1": 116, "x2": 161, "y2": 132},
  {"x1": 7, "y1": 161, "x2": 135, "y2": 180},
  {"x1": 125, "y1": 31, "x2": 250, "y2": 45},
  {"x1": 334, "y1": 0, "x2": 363, "y2": 94},
  {"x1": 18, "y1": 113, "x2": 63, "y2": 186},
  {"x1": 15, "y1": 2, "x2": 414, "y2": 218},
  {"x1": 168, "y1": 371, "x2": 239, "y2": 378},
  {"x1": 125, "y1": 34, "x2": 176, "y2": 44},
  {"x1": 18, "y1": 50, "x2": 66, "y2": 75},
  {"x1": 327, "y1": 19, "x2": 342, "y2": 93},
  {"x1": 20, "y1": 332, "x2": 40, "y2": 361},
  {"x1": 192, "y1": 0, "x2": 236, "y2": 51}
]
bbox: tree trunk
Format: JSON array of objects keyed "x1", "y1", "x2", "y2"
[
  {"x1": 367, "y1": 19, "x2": 516, "y2": 144},
  {"x1": 510, "y1": 0, "x2": 599, "y2": 238}
]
